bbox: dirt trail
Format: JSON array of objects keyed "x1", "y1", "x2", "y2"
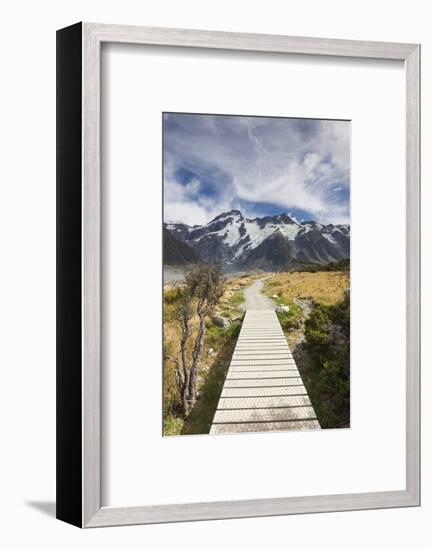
[{"x1": 242, "y1": 279, "x2": 275, "y2": 310}]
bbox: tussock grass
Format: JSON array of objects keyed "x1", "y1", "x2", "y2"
[{"x1": 264, "y1": 271, "x2": 349, "y2": 306}]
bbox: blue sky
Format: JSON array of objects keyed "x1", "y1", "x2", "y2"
[{"x1": 163, "y1": 113, "x2": 350, "y2": 226}]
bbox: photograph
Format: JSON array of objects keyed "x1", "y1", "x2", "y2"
[{"x1": 162, "y1": 112, "x2": 351, "y2": 436}]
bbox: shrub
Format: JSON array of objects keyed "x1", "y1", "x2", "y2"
[{"x1": 302, "y1": 296, "x2": 350, "y2": 428}]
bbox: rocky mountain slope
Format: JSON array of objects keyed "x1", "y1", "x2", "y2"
[
  {"x1": 164, "y1": 210, "x2": 349, "y2": 270},
  {"x1": 163, "y1": 227, "x2": 201, "y2": 265}
]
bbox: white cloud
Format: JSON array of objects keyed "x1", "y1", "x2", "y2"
[
  {"x1": 163, "y1": 115, "x2": 350, "y2": 225},
  {"x1": 164, "y1": 174, "x2": 235, "y2": 225},
  {"x1": 164, "y1": 198, "x2": 236, "y2": 226}
]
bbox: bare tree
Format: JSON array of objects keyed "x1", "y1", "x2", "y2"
[{"x1": 164, "y1": 264, "x2": 225, "y2": 416}]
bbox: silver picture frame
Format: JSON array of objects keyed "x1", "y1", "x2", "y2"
[{"x1": 56, "y1": 22, "x2": 420, "y2": 528}]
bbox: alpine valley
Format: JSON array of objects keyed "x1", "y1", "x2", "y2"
[{"x1": 164, "y1": 210, "x2": 350, "y2": 271}]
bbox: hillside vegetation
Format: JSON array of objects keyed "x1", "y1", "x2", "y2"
[
  {"x1": 301, "y1": 295, "x2": 350, "y2": 428},
  {"x1": 163, "y1": 272, "x2": 252, "y2": 435}
]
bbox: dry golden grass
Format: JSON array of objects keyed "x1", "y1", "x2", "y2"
[{"x1": 264, "y1": 271, "x2": 350, "y2": 306}]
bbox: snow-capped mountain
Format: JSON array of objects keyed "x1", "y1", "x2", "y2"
[{"x1": 164, "y1": 210, "x2": 350, "y2": 270}]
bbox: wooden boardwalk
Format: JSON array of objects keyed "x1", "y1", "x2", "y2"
[{"x1": 210, "y1": 310, "x2": 321, "y2": 434}]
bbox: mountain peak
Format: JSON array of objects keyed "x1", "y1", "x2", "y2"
[
  {"x1": 226, "y1": 209, "x2": 243, "y2": 217},
  {"x1": 209, "y1": 209, "x2": 243, "y2": 223},
  {"x1": 275, "y1": 213, "x2": 298, "y2": 224}
]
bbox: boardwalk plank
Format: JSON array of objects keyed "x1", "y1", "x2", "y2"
[
  {"x1": 230, "y1": 360, "x2": 297, "y2": 366},
  {"x1": 231, "y1": 355, "x2": 295, "y2": 360},
  {"x1": 212, "y1": 406, "x2": 317, "y2": 423},
  {"x1": 223, "y1": 377, "x2": 304, "y2": 388},
  {"x1": 210, "y1": 420, "x2": 320, "y2": 434},
  {"x1": 210, "y1": 310, "x2": 320, "y2": 434},
  {"x1": 225, "y1": 371, "x2": 301, "y2": 379},
  {"x1": 217, "y1": 395, "x2": 312, "y2": 409},
  {"x1": 236, "y1": 340, "x2": 287, "y2": 344},
  {"x1": 233, "y1": 348, "x2": 292, "y2": 354},
  {"x1": 229, "y1": 365, "x2": 299, "y2": 372},
  {"x1": 230, "y1": 360, "x2": 296, "y2": 367},
  {"x1": 221, "y1": 386, "x2": 308, "y2": 397},
  {"x1": 235, "y1": 342, "x2": 291, "y2": 347},
  {"x1": 229, "y1": 362, "x2": 297, "y2": 370}
]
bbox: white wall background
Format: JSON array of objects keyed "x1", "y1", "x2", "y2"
[{"x1": 0, "y1": 0, "x2": 427, "y2": 548}]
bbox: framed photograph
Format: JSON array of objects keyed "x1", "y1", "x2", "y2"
[{"x1": 57, "y1": 23, "x2": 420, "y2": 527}]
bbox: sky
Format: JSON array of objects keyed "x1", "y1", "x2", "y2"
[{"x1": 163, "y1": 112, "x2": 350, "y2": 226}]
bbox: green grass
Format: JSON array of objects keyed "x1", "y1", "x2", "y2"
[
  {"x1": 219, "y1": 310, "x2": 232, "y2": 318},
  {"x1": 266, "y1": 288, "x2": 303, "y2": 331},
  {"x1": 216, "y1": 288, "x2": 245, "y2": 319},
  {"x1": 267, "y1": 286, "x2": 307, "y2": 348},
  {"x1": 205, "y1": 324, "x2": 223, "y2": 345},
  {"x1": 265, "y1": 289, "x2": 293, "y2": 309},
  {"x1": 276, "y1": 302, "x2": 302, "y2": 329},
  {"x1": 269, "y1": 294, "x2": 287, "y2": 306},
  {"x1": 224, "y1": 320, "x2": 242, "y2": 339},
  {"x1": 230, "y1": 289, "x2": 245, "y2": 306},
  {"x1": 163, "y1": 414, "x2": 184, "y2": 436}
]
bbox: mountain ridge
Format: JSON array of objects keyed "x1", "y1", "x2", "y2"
[{"x1": 164, "y1": 210, "x2": 349, "y2": 270}]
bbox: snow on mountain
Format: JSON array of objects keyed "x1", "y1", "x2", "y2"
[{"x1": 164, "y1": 210, "x2": 350, "y2": 270}]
